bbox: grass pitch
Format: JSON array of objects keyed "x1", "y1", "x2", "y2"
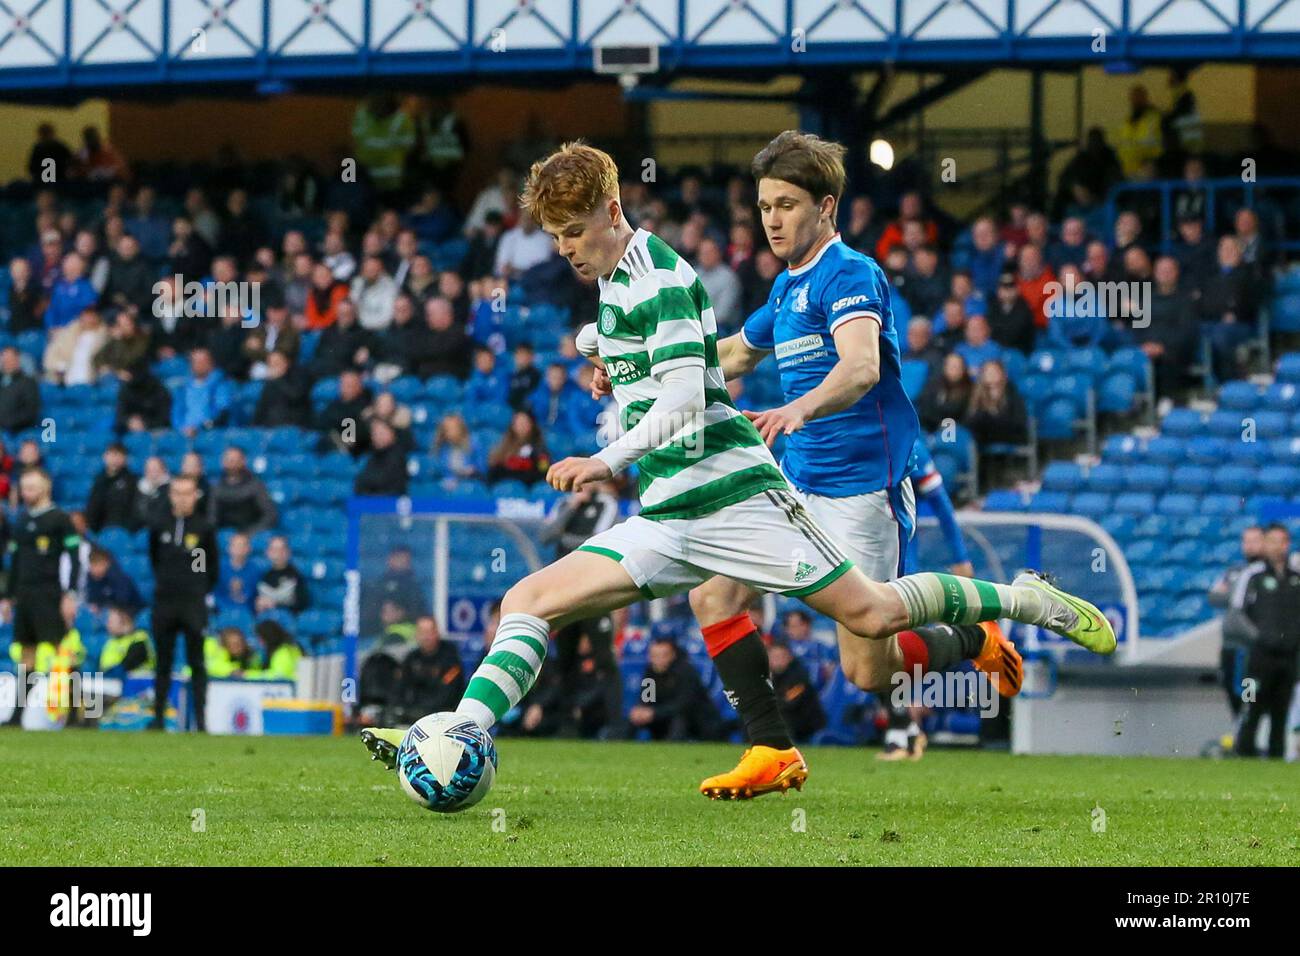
[{"x1": 2, "y1": 729, "x2": 1296, "y2": 866}]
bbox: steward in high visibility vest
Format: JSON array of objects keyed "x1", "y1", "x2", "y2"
[
  {"x1": 1115, "y1": 85, "x2": 1164, "y2": 178},
  {"x1": 351, "y1": 95, "x2": 416, "y2": 194},
  {"x1": 99, "y1": 605, "x2": 155, "y2": 677},
  {"x1": 250, "y1": 619, "x2": 302, "y2": 683},
  {"x1": 204, "y1": 626, "x2": 259, "y2": 679}
]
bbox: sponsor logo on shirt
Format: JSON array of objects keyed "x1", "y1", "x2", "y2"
[
  {"x1": 832, "y1": 293, "x2": 871, "y2": 313},
  {"x1": 774, "y1": 333, "x2": 826, "y2": 362},
  {"x1": 605, "y1": 355, "x2": 647, "y2": 385}
]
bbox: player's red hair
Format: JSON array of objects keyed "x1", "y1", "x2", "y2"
[{"x1": 520, "y1": 141, "x2": 620, "y2": 228}]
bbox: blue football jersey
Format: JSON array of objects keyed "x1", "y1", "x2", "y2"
[{"x1": 740, "y1": 236, "x2": 919, "y2": 497}]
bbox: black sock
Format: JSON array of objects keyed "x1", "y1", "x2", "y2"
[
  {"x1": 712, "y1": 630, "x2": 793, "y2": 750},
  {"x1": 910, "y1": 623, "x2": 987, "y2": 672}
]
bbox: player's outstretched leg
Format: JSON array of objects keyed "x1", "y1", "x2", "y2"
[
  {"x1": 359, "y1": 550, "x2": 644, "y2": 767},
  {"x1": 804, "y1": 565, "x2": 1116, "y2": 655}
]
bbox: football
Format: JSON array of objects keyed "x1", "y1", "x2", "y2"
[{"x1": 396, "y1": 713, "x2": 498, "y2": 813}]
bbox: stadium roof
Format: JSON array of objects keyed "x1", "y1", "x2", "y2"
[{"x1": 0, "y1": 0, "x2": 1297, "y2": 96}]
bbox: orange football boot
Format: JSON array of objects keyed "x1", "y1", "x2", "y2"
[
  {"x1": 971, "y1": 620, "x2": 1023, "y2": 697},
  {"x1": 699, "y1": 745, "x2": 808, "y2": 800}
]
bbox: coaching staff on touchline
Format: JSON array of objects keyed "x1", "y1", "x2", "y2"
[
  {"x1": 148, "y1": 474, "x2": 220, "y2": 732},
  {"x1": 1230, "y1": 523, "x2": 1300, "y2": 759}
]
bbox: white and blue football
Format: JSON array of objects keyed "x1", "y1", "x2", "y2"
[{"x1": 396, "y1": 712, "x2": 498, "y2": 813}]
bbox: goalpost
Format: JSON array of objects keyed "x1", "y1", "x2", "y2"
[{"x1": 341, "y1": 498, "x2": 1140, "y2": 711}]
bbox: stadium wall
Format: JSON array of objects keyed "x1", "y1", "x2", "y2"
[{"x1": 0, "y1": 101, "x2": 109, "y2": 183}]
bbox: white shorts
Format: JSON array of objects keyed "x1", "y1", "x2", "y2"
[
  {"x1": 795, "y1": 479, "x2": 916, "y2": 583},
  {"x1": 578, "y1": 488, "x2": 854, "y2": 600}
]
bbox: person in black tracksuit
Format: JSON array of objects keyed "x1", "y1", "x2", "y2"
[
  {"x1": 3, "y1": 469, "x2": 81, "y2": 725},
  {"x1": 148, "y1": 475, "x2": 220, "y2": 732},
  {"x1": 1208, "y1": 526, "x2": 1264, "y2": 718},
  {"x1": 1232, "y1": 524, "x2": 1300, "y2": 759}
]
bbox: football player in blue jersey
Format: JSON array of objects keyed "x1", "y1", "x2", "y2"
[
  {"x1": 685, "y1": 132, "x2": 1027, "y2": 797},
  {"x1": 584, "y1": 132, "x2": 1108, "y2": 797}
]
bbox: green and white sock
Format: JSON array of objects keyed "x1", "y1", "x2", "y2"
[
  {"x1": 456, "y1": 612, "x2": 550, "y2": 732},
  {"x1": 888, "y1": 573, "x2": 1052, "y2": 629}
]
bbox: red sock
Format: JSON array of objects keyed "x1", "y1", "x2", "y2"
[
  {"x1": 701, "y1": 613, "x2": 755, "y2": 658},
  {"x1": 897, "y1": 630, "x2": 930, "y2": 674}
]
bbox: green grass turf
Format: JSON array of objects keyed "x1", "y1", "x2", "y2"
[{"x1": 2, "y1": 729, "x2": 1297, "y2": 866}]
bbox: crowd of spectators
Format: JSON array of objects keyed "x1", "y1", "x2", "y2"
[{"x1": 2, "y1": 92, "x2": 1297, "y2": 710}]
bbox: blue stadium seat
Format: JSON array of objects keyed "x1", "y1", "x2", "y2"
[
  {"x1": 387, "y1": 377, "x2": 425, "y2": 404},
  {"x1": 1069, "y1": 492, "x2": 1112, "y2": 517},
  {"x1": 1263, "y1": 382, "x2": 1300, "y2": 413},
  {"x1": 1170, "y1": 465, "x2": 1213, "y2": 494},
  {"x1": 424, "y1": 375, "x2": 464, "y2": 405},
  {"x1": 1161, "y1": 408, "x2": 1204, "y2": 437},
  {"x1": 1064, "y1": 346, "x2": 1107, "y2": 380},
  {"x1": 1103, "y1": 433, "x2": 1145, "y2": 464},
  {"x1": 265, "y1": 426, "x2": 310, "y2": 455},
  {"x1": 1217, "y1": 380, "x2": 1262, "y2": 411},
  {"x1": 1098, "y1": 514, "x2": 1137, "y2": 540},
  {"x1": 983, "y1": 489, "x2": 1026, "y2": 511},
  {"x1": 1105, "y1": 348, "x2": 1150, "y2": 390},
  {"x1": 1258, "y1": 465, "x2": 1300, "y2": 497},
  {"x1": 1208, "y1": 409, "x2": 1251, "y2": 439},
  {"x1": 1113, "y1": 492, "x2": 1156, "y2": 515},
  {"x1": 1200, "y1": 494, "x2": 1243, "y2": 516},
  {"x1": 1276, "y1": 353, "x2": 1300, "y2": 384},
  {"x1": 1028, "y1": 348, "x2": 1066, "y2": 376},
  {"x1": 999, "y1": 349, "x2": 1027, "y2": 384},
  {"x1": 1225, "y1": 439, "x2": 1272, "y2": 467},
  {"x1": 1215, "y1": 465, "x2": 1258, "y2": 497},
  {"x1": 1027, "y1": 490, "x2": 1070, "y2": 512},
  {"x1": 1122, "y1": 463, "x2": 1170, "y2": 493},
  {"x1": 1036, "y1": 397, "x2": 1079, "y2": 441},
  {"x1": 1156, "y1": 493, "x2": 1200, "y2": 516},
  {"x1": 1123, "y1": 541, "x2": 1164, "y2": 564},
  {"x1": 1172, "y1": 516, "x2": 1215, "y2": 538},
  {"x1": 1271, "y1": 292, "x2": 1300, "y2": 333},
  {"x1": 1254, "y1": 410, "x2": 1290, "y2": 439},
  {"x1": 1097, "y1": 369, "x2": 1137, "y2": 413},
  {"x1": 1131, "y1": 514, "x2": 1172, "y2": 539},
  {"x1": 310, "y1": 378, "x2": 340, "y2": 410},
  {"x1": 1018, "y1": 372, "x2": 1053, "y2": 406},
  {"x1": 1184, "y1": 436, "x2": 1228, "y2": 465},
  {"x1": 1040, "y1": 460, "x2": 1083, "y2": 493},
  {"x1": 1083, "y1": 463, "x2": 1124, "y2": 493}
]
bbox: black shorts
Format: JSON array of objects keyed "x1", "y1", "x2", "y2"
[{"x1": 13, "y1": 590, "x2": 65, "y2": 647}]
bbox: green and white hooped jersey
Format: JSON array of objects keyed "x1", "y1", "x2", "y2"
[{"x1": 596, "y1": 228, "x2": 790, "y2": 521}]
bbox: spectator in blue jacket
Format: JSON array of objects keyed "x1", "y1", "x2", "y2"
[
  {"x1": 954, "y1": 316, "x2": 1004, "y2": 379},
  {"x1": 84, "y1": 547, "x2": 145, "y2": 615},
  {"x1": 463, "y1": 347, "x2": 508, "y2": 408},
  {"x1": 124, "y1": 185, "x2": 171, "y2": 263},
  {"x1": 953, "y1": 217, "x2": 1006, "y2": 299},
  {"x1": 171, "y1": 347, "x2": 234, "y2": 436},
  {"x1": 1044, "y1": 263, "x2": 1106, "y2": 349},
  {"x1": 216, "y1": 531, "x2": 262, "y2": 612},
  {"x1": 432, "y1": 412, "x2": 486, "y2": 491},
  {"x1": 45, "y1": 252, "x2": 98, "y2": 330},
  {"x1": 530, "y1": 362, "x2": 587, "y2": 436}
]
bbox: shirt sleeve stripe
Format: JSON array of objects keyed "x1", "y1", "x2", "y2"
[
  {"x1": 828, "y1": 311, "x2": 882, "y2": 335},
  {"x1": 739, "y1": 328, "x2": 774, "y2": 352}
]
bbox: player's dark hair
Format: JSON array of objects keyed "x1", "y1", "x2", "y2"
[
  {"x1": 1263, "y1": 523, "x2": 1290, "y2": 536},
  {"x1": 750, "y1": 131, "x2": 847, "y2": 208}
]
